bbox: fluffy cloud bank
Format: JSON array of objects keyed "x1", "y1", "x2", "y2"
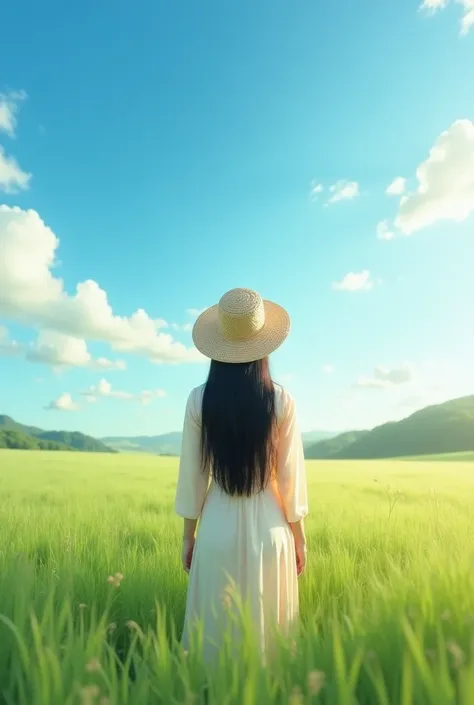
[
  {"x1": 378, "y1": 120, "x2": 474, "y2": 240},
  {"x1": 0, "y1": 206, "x2": 204, "y2": 365},
  {"x1": 395, "y1": 120, "x2": 474, "y2": 235},
  {"x1": 26, "y1": 331, "x2": 126, "y2": 370}
]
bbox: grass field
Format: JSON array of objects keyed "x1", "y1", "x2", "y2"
[{"x1": 0, "y1": 450, "x2": 473, "y2": 704}]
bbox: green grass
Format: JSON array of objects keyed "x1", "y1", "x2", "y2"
[{"x1": 0, "y1": 450, "x2": 473, "y2": 704}]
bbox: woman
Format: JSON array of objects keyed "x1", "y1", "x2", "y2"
[{"x1": 175, "y1": 288, "x2": 308, "y2": 660}]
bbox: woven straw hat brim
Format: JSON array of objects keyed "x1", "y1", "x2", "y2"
[{"x1": 192, "y1": 300, "x2": 290, "y2": 363}]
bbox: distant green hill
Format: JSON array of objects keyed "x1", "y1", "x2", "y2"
[
  {"x1": 36, "y1": 430, "x2": 113, "y2": 453},
  {"x1": 301, "y1": 430, "x2": 339, "y2": 447},
  {"x1": 0, "y1": 429, "x2": 75, "y2": 451},
  {"x1": 305, "y1": 395, "x2": 474, "y2": 460},
  {"x1": 102, "y1": 432, "x2": 183, "y2": 455},
  {"x1": 103, "y1": 429, "x2": 337, "y2": 455},
  {"x1": 305, "y1": 431, "x2": 369, "y2": 459},
  {"x1": 0, "y1": 415, "x2": 42, "y2": 436},
  {"x1": 0, "y1": 416, "x2": 114, "y2": 453}
]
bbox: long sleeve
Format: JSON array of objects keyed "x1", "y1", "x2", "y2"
[
  {"x1": 175, "y1": 388, "x2": 210, "y2": 520},
  {"x1": 276, "y1": 391, "x2": 308, "y2": 523}
]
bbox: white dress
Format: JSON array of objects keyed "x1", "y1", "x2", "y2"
[{"x1": 174, "y1": 383, "x2": 308, "y2": 659}]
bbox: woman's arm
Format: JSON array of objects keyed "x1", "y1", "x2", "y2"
[
  {"x1": 183, "y1": 517, "x2": 198, "y2": 540},
  {"x1": 175, "y1": 389, "x2": 210, "y2": 520},
  {"x1": 276, "y1": 390, "x2": 309, "y2": 576},
  {"x1": 175, "y1": 389, "x2": 210, "y2": 572}
]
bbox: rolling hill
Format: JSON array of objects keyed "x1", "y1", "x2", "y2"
[
  {"x1": 0, "y1": 415, "x2": 114, "y2": 453},
  {"x1": 0, "y1": 429, "x2": 75, "y2": 451},
  {"x1": 0, "y1": 415, "x2": 42, "y2": 436},
  {"x1": 102, "y1": 432, "x2": 183, "y2": 456},
  {"x1": 301, "y1": 430, "x2": 339, "y2": 446},
  {"x1": 304, "y1": 431, "x2": 369, "y2": 459},
  {"x1": 102, "y1": 430, "x2": 337, "y2": 455},
  {"x1": 5, "y1": 394, "x2": 472, "y2": 459},
  {"x1": 305, "y1": 395, "x2": 474, "y2": 460}
]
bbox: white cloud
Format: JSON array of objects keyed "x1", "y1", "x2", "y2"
[
  {"x1": 0, "y1": 325, "x2": 22, "y2": 357},
  {"x1": 309, "y1": 182, "x2": 324, "y2": 200},
  {"x1": 421, "y1": 0, "x2": 474, "y2": 35},
  {"x1": 421, "y1": 0, "x2": 447, "y2": 9},
  {"x1": 171, "y1": 321, "x2": 193, "y2": 333},
  {"x1": 355, "y1": 363, "x2": 414, "y2": 390},
  {"x1": 374, "y1": 364, "x2": 414, "y2": 385},
  {"x1": 0, "y1": 148, "x2": 31, "y2": 193},
  {"x1": 376, "y1": 220, "x2": 395, "y2": 241},
  {"x1": 26, "y1": 331, "x2": 126, "y2": 370},
  {"x1": 186, "y1": 308, "x2": 205, "y2": 318},
  {"x1": 332, "y1": 270, "x2": 374, "y2": 292},
  {"x1": 82, "y1": 378, "x2": 166, "y2": 405},
  {"x1": 94, "y1": 357, "x2": 127, "y2": 370},
  {"x1": 461, "y1": 7, "x2": 474, "y2": 34},
  {"x1": 85, "y1": 379, "x2": 133, "y2": 400},
  {"x1": 139, "y1": 388, "x2": 167, "y2": 405},
  {"x1": 322, "y1": 364, "x2": 335, "y2": 374},
  {"x1": 395, "y1": 120, "x2": 474, "y2": 235},
  {"x1": 327, "y1": 180, "x2": 359, "y2": 204},
  {"x1": 386, "y1": 177, "x2": 406, "y2": 196},
  {"x1": 0, "y1": 91, "x2": 26, "y2": 138},
  {"x1": 0, "y1": 206, "x2": 204, "y2": 364},
  {"x1": 27, "y1": 331, "x2": 91, "y2": 367},
  {"x1": 46, "y1": 392, "x2": 79, "y2": 412}
]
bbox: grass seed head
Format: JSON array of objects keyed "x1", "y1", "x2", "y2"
[
  {"x1": 447, "y1": 640, "x2": 465, "y2": 669},
  {"x1": 86, "y1": 657, "x2": 101, "y2": 673},
  {"x1": 80, "y1": 685, "x2": 100, "y2": 705},
  {"x1": 307, "y1": 670, "x2": 325, "y2": 695},
  {"x1": 126, "y1": 620, "x2": 144, "y2": 637},
  {"x1": 107, "y1": 572, "x2": 124, "y2": 588}
]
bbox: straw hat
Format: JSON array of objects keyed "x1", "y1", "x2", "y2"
[{"x1": 192, "y1": 288, "x2": 290, "y2": 363}]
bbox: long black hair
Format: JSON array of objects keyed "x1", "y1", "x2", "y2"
[{"x1": 201, "y1": 358, "x2": 277, "y2": 497}]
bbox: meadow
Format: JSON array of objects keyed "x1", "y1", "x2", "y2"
[{"x1": 0, "y1": 450, "x2": 473, "y2": 705}]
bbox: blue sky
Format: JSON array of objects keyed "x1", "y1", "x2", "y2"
[{"x1": 1, "y1": 0, "x2": 473, "y2": 438}]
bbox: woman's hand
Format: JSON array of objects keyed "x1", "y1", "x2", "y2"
[
  {"x1": 182, "y1": 536, "x2": 195, "y2": 573},
  {"x1": 295, "y1": 538, "x2": 307, "y2": 577},
  {"x1": 289, "y1": 519, "x2": 307, "y2": 577}
]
